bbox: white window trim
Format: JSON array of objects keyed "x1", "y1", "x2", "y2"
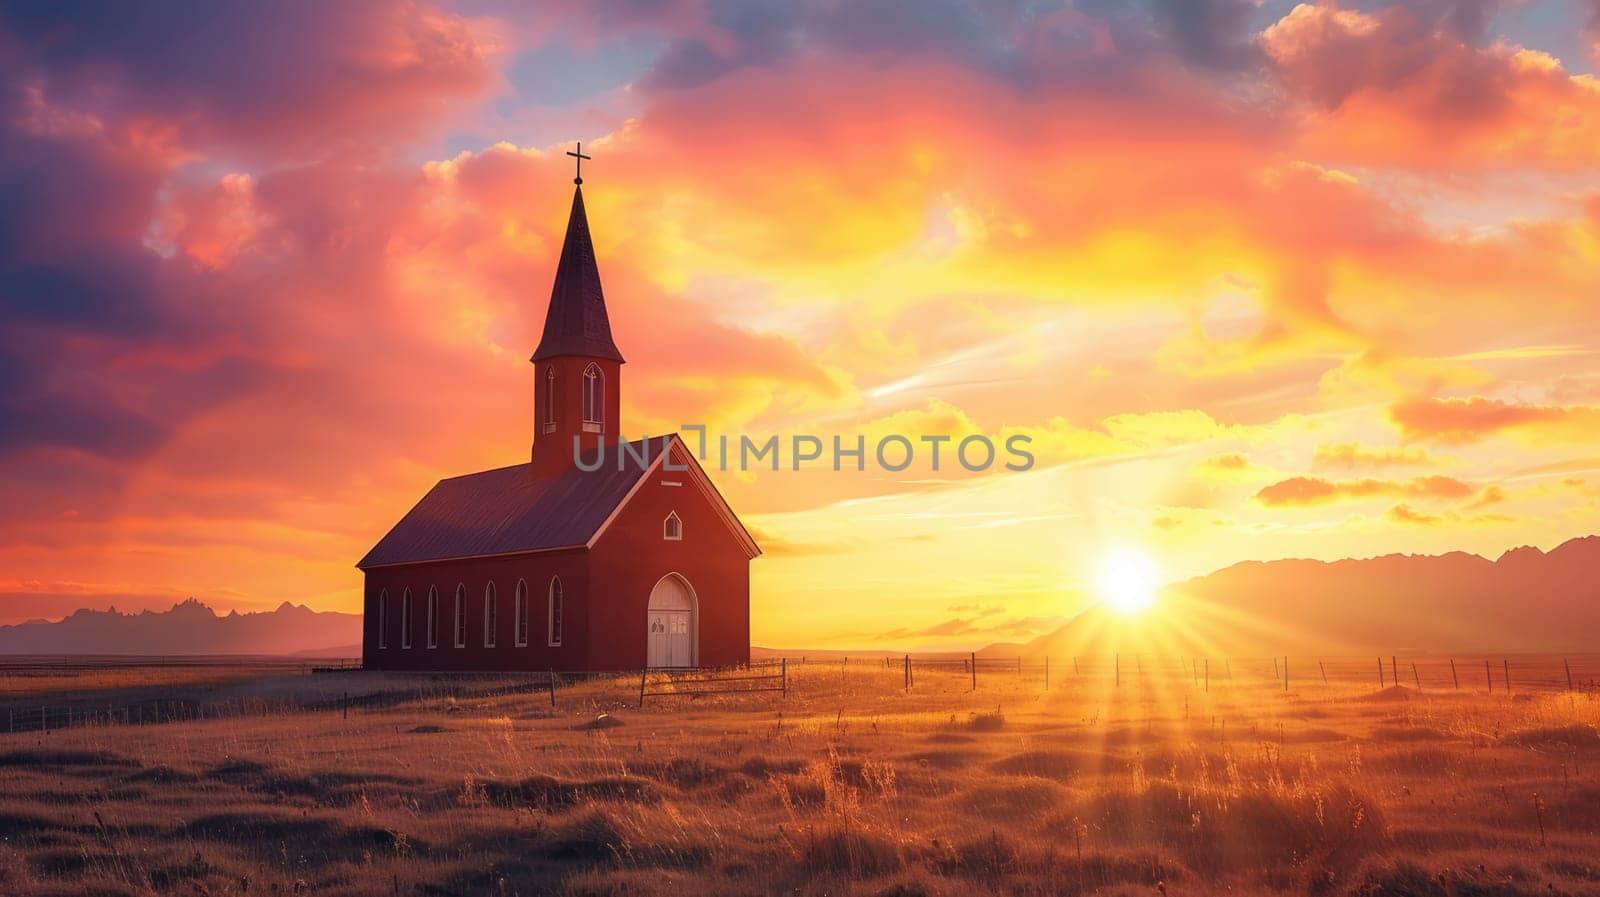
[
  {"x1": 426, "y1": 586, "x2": 439, "y2": 649},
  {"x1": 453, "y1": 584, "x2": 466, "y2": 648},
  {"x1": 544, "y1": 367, "x2": 557, "y2": 431},
  {"x1": 663, "y1": 511, "x2": 683, "y2": 541},
  {"x1": 547, "y1": 576, "x2": 563, "y2": 647},
  {"x1": 377, "y1": 589, "x2": 388, "y2": 649},
  {"x1": 401, "y1": 588, "x2": 413, "y2": 649},
  {"x1": 514, "y1": 579, "x2": 529, "y2": 647},
  {"x1": 660, "y1": 480, "x2": 683, "y2": 487},
  {"x1": 582, "y1": 363, "x2": 603, "y2": 427},
  {"x1": 483, "y1": 582, "x2": 497, "y2": 648}
]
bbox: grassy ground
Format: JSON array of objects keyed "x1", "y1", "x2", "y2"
[{"x1": 1, "y1": 664, "x2": 1598, "y2": 896}]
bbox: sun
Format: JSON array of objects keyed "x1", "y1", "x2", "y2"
[{"x1": 1096, "y1": 548, "x2": 1160, "y2": 615}]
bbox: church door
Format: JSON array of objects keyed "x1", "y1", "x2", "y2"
[{"x1": 646, "y1": 574, "x2": 696, "y2": 668}]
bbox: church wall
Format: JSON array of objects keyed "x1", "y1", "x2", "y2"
[
  {"x1": 586, "y1": 457, "x2": 752, "y2": 670},
  {"x1": 361, "y1": 548, "x2": 590, "y2": 672}
]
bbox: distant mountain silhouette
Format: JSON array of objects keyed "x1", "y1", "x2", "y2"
[
  {"x1": 0, "y1": 598, "x2": 362, "y2": 656},
  {"x1": 997, "y1": 535, "x2": 1600, "y2": 657}
]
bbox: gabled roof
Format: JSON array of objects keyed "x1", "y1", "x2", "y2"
[
  {"x1": 530, "y1": 186, "x2": 624, "y2": 363},
  {"x1": 358, "y1": 435, "x2": 759, "y2": 569}
]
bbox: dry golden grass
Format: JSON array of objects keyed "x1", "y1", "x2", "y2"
[{"x1": 1, "y1": 663, "x2": 1598, "y2": 896}]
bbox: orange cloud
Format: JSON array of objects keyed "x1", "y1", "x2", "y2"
[
  {"x1": 1312, "y1": 442, "x2": 1436, "y2": 470},
  {"x1": 1264, "y1": 2, "x2": 1600, "y2": 169},
  {"x1": 1387, "y1": 503, "x2": 1515, "y2": 527},
  {"x1": 1255, "y1": 475, "x2": 1475, "y2": 507},
  {"x1": 1202, "y1": 453, "x2": 1252, "y2": 470},
  {"x1": 1466, "y1": 485, "x2": 1507, "y2": 509},
  {"x1": 1387, "y1": 503, "x2": 1443, "y2": 526},
  {"x1": 1389, "y1": 397, "x2": 1600, "y2": 443}
]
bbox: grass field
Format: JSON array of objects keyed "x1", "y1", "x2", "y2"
[{"x1": 1, "y1": 662, "x2": 1598, "y2": 896}]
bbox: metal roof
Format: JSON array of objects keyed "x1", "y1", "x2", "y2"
[{"x1": 357, "y1": 436, "x2": 662, "y2": 569}]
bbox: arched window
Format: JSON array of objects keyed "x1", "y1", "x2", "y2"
[
  {"x1": 543, "y1": 367, "x2": 557, "y2": 433},
  {"x1": 401, "y1": 588, "x2": 413, "y2": 649},
  {"x1": 453, "y1": 584, "x2": 467, "y2": 648},
  {"x1": 582, "y1": 364, "x2": 603, "y2": 430},
  {"x1": 514, "y1": 579, "x2": 530, "y2": 647},
  {"x1": 426, "y1": 586, "x2": 439, "y2": 648},
  {"x1": 377, "y1": 589, "x2": 389, "y2": 650},
  {"x1": 483, "y1": 582, "x2": 498, "y2": 648},
  {"x1": 663, "y1": 511, "x2": 682, "y2": 541},
  {"x1": 547, "y1": 577, "x2": 564, "y2": 647}
]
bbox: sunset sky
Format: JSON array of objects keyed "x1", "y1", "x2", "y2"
[{"x1": 2, "y1": 0, "x2": 1599, "y2": 649}]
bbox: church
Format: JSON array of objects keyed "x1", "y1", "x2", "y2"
[{"x1": 358, "y1": 160, "x2": 760, "y2": 672}]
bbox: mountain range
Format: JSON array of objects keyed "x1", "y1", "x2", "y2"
[
  {"x1": 4, "y1": 536, "x2": 1597, "y2": 656},
  {"x1": 0, "y1": 598, "x2": 362, "y2": 656},
  {"x1": 997, "y1": 535, "x2": 1600, "y2": 657}
]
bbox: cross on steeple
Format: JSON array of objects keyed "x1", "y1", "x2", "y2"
[{"x1": 566, "y1": 142, "x2": 591, "y2": 185}]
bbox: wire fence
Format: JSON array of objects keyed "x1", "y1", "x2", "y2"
[
  {"x1": 771, "y1": 652, "x2": 1600, "y2": 694},
  {"x1": 3, "y1": 652, "x2": 1596, "y2": 734}
]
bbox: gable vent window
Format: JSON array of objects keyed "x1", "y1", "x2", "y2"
[{"x1": 663, "y1": 511, "x2": 682, "y2": 541}]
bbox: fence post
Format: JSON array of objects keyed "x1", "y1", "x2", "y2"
[
  {"x1": 1378, "y1": 657, "x2": 1385, "y2": 688},
  {"x1": 1319, "y1": 660, "x2": 1328, "y2": 685},
  {"x1": 1073, "y1": 657, "x2": 1079, "y2": 676},
  {"x1": 904, "y1": 654, "x2": 910, "y2": 692},
  {"x1": 1283, "y1": 656, "x2": 1289, "y2": 692},
  {"x1": 1504, "y1": 658, "x2": 1511, "y2": 694},
  {"x1": 638, "y1": 668, "x2": 648, "y2": 708},
  {"x1": 1273, "y1": 656, "x2": 1280, "y2": 680},
  {"x1": 549, "y1": 670, "x2": 556, "y2": 707},
  {"x1": 1486, "y1": 659, "x2": 1492, "y2": 693},
  {"x1": 970, "y1": 652, "x2": 977, "y2": 692},
  {"x1": 1565, "y1": 658, "x2": 1574, "y2": 692},
  {"x1": 1391, "y1": 656, "x2": 1398, "y2": 687},
  {"x1": 1411, "y1": 662, "x2": 1422, "y2": 691},
  {"x1": 1450, "y1": 659, "x2": 1458, "y2": 690},
  {"x1": 781, "y1": 657, "x2": 788, "y2": 697},
  {"x1": 1016, "y1": 657, "x2": 1022, "y2": 675}
]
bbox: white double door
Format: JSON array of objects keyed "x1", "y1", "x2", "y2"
[
  {"x1": 647, "y1": 610, "x2": 692, "y2": 668},
  {"x1": 646, "y1": 574, "x2": 695, "y2": 668}
]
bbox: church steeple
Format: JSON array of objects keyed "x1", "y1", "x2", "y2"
[
  {"x1": 531, "y1": 186, "x2": 625, "y2": 364},
  {"x1": 531, "y1": 161, "x2": 625, "y2": 476}
]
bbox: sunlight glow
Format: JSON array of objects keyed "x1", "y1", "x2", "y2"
[{"x1": 1096, "y1": 548, "x2": 1160, "y2": 615}]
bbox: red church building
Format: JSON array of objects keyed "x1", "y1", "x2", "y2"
[{"x1": 358, "y1": 174, "x2": 759, "y2": 672}]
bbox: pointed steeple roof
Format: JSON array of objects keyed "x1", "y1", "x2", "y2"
[{"x1": 531, "y1": 186, "x2": 625, "y2": 363}]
